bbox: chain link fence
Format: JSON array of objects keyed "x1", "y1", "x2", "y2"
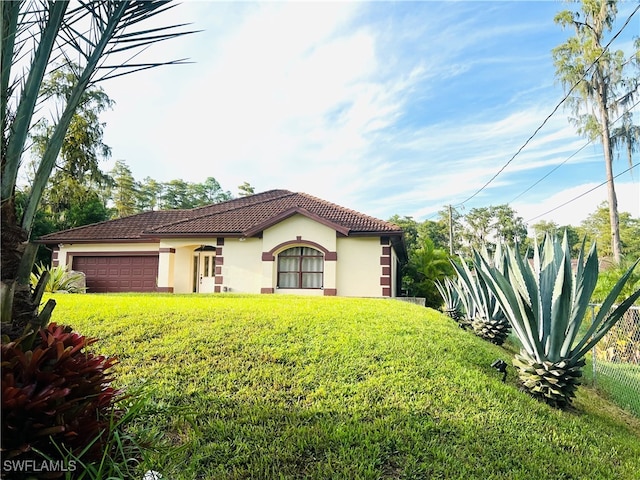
[{"x1": 589, "y1": 305, "x2": 640, "y2": 417}]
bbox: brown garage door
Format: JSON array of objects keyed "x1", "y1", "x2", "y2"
[{"x1": 72, "y1": 255, "x2": 159, "y2": 293}]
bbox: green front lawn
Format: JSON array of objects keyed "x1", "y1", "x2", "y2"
[{"x1": 50, "y1": 294, "x2": 640, "y2": 479}]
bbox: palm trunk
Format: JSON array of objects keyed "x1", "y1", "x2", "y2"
[
  {"x1": 1, "y1": 198, "x2": 34, "y2": 338},
  {"x1": 597, "y1": 78, "x2": 622, "y2": 264},
  {"x1": 1, "y1": 196, "x2": 55, "y2": 343}
]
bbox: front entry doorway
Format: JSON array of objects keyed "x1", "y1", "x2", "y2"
[{"x1": 193, "y1": 246, "x2": 216, "y2": 293}]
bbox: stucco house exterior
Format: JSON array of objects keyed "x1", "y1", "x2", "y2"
[{"x1": 37, "y1": 190, "x2": 406, "y2": 297}]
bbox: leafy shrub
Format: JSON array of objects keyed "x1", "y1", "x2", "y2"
[
  {"x1": 596, "y1": 307, "x2": 640, "y2": 364},
  {"x1": 2, "y1": 323, "x2": 122, "y2": 470},
  {"x1": 591, "y1": 260, "x2": 640, "y2": 304},
  {"x1": 30, "y1": 264, "x2": 86, "y2": 293}
]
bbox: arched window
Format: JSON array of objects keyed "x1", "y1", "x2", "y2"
[{"x1": 277, "y1": 247, "x2": 323, "y2": 289}]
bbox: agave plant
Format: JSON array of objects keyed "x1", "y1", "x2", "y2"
[
  {"x1": 435, "y1": 277, "x2": 463, "y2": 324},
  {"x1": 477, "y1": 233, "x2": 640, "y2": 408},
  {"x1": 451, "y1": 275, "x2": 475, "y2": 330},
  {"x1": 452, "y1": 247, "x2": 510, "y2": 344}
]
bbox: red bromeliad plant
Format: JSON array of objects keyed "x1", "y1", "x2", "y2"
[{"x1": 2, "y1": 323, "x2": 123, "y2": 463}]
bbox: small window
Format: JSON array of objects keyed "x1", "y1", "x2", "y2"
[
  {"x1": 204, "y1": 256, "x2": 210, "y2": 277},
  {"x1": 277, "y1": 247, "x2": 323, "y2": 289}
]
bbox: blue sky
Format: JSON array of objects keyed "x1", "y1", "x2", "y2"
[{"x1": 99, "y1": 1, "x2": 639, "y2": 227}]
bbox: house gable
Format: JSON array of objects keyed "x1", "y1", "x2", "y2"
[{"x1": 243, "y1": 206, "x2": 350, "y2": 237}]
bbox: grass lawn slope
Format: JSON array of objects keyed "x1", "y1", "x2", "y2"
[{"x1": 50, "y1": 294, "x2": 640, "y2": 479}]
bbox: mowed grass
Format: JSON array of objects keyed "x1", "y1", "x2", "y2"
[{"x1": 49, "y1": 294, "x2": 640, "y2": 479}]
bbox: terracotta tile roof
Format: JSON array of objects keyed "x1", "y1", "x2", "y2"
[
  {"x1": 37, "y1": 190, "x2": 403, "y2": 243},
  {"x1": 37, "y1": 210, "x2": 189, "y2": 243}
]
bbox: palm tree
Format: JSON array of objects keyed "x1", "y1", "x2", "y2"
[
  {"x1": 1, "y1": 1, "x2": 195, "y2": 341},
  {"x1": 405, "y1": 238, "x2": 454, "y2": 307}
]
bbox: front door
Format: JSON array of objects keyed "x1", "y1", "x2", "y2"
[{"x1": 193, "y1": 248, "x2": 216, "y2": 293}]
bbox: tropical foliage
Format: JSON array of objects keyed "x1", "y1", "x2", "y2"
[
  {"x1": 2, "y1": 323, "x2": 121, "y2": 463},
  {"x1": 434, "y1": 277, "x2": 463, "y2": 323},
  {"x1": 553, "y1": 0, "x2": 640, "y2": 264},
  {"x1": 452, "y1": 247, "x2": 511, "y2": 345},
  {"x1": 403, "y1": 237, "x2": 454, "y2": 307},
  {"x1": 477, "y1": 233, "x2": 640, "y2": 408},
  {"x1": 1, "y1": 0, "x2": 194, "y2": 338},
  {"x1": 30, "y1": 263, "x2": 86, "y2": 293}
]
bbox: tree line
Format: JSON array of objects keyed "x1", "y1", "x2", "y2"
[
  {"x1": 20, "y1": 158, "x2": 253, "y2": 240},
  {"x1": 390, "y1": 202, "x2": 640, "y2": 306}
]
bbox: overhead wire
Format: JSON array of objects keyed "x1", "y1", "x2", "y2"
[
  {"x1": 525, "y1": 162, "x2": 639, "y2": 223},
  {"x1": 451, "y1": 3, "x2": 640, "y2": 209},
  {"x1": 508, "y1": 97, "x2": 640, "y2": 204}
]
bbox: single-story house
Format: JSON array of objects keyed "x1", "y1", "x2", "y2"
[{"x1": 37, "y1": 190, "x2": 406, "y2": 297}]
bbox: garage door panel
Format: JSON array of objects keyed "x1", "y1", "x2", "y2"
[{"x1": 72, "y1": 255, "x2": 158, "y2": 293}]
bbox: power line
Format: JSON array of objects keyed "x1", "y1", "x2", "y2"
[
  {"x1": 508, "y1": 142, "x2": 593, "y2": 204},
  {"x1": 525, "y1": 162, "x2": 639, "y2": 223},
  {"x1": 453, "y1": 3, "x2": 640, "y2": 209},
  {"x1": 508, "y1": 97, "x2": 640, "y2": 204}
]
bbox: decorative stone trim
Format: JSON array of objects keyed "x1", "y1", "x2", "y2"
[
  {"x1": 261, "y1": 288, "x2": 275, "y2": 294},
  {"x1": 214, "y1": 241, "x2": 223, "y2": 291},
  {"x1": 157, "y1": 287, "x2": 174, "y2": 293},
  {"x1": 323, "y1": 289, "x2": 337, "y2": 296},
  {"x1": 380, "y1": 238, "x2": 392, "y2": 297}
]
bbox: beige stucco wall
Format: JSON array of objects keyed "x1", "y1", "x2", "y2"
[
  {"x1": 336, "y1": 237, "x2": 383, "y2": 297},
  {"x1": 262, "y1": 214, "x2": 337, "y2": 252},
  {"x1": 218, "y1": 238, "x2": 263, "y2": 293}
]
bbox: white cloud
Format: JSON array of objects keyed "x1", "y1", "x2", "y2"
[
  {"x1": 95, "y1": 2, "x2": 638, "y2": 227},
  {"x1": 514, "y1": 181, "x2": 640, "y2": 227}
]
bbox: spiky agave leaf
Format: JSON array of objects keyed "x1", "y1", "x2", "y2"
[
  {"x1": 435, "y1": 277, "x2": 461, "y2": 317},
  {"x1": 453, "y1": 249, "x2": 510, "y2": 344},
  {"x1": 478, "y1": 232, "x2": 640, "y2": 408}
]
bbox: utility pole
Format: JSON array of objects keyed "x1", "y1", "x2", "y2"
[{"x1": 448, "y1": 204, "x2": 454, "y2": 255}]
